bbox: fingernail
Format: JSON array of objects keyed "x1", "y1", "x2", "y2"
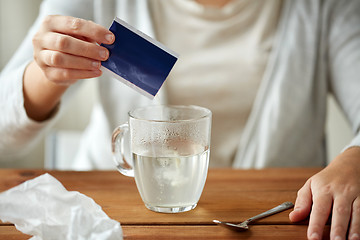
[
  {"x1": 293, "y1": 207, "x2": 302, "y2": 211},
  {"x1": 310, "y1": 232, "x2": 320, "y2": 240},
  {"x1": 99, "y1": 49, "x2": 108, "y2": 59},
  {"x1": 92, "y1": 61, "x2": 100, "y2": 69},
  {"x1": 350, "y1": 233, "x2": 360, "y2": 240},
  {"x1": 335, "y1": 236, "x2": 342, "y2": 240},
  {"x1": 290, "y1": 208, "x2": 300, "y2": 215},
  {"x1": 105, "y1": 33, "x2": 114, "y2": 43}
]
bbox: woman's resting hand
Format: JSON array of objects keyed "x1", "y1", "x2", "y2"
[{"x1": 290, "y1": 147, "x2": 360, "y2": 240}]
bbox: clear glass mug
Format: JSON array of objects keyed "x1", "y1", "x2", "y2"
[{"x1": 111, "y1": 105, "x2": 212, "y2": 213}]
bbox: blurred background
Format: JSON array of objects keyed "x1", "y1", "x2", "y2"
[{"x1": 0, "y1": 0, "x2": 354, "y2": 169}]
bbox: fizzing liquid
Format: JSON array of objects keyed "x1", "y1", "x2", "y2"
[{"x1": 133, "y1": 149, "x2": 209, "y2": 212}]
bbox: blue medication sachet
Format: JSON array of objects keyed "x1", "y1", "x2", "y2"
[{"x1": 101, "y1": 17, "x2": 179, "y2": 99}]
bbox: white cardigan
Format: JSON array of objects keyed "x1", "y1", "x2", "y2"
[{"x1": 1, "y1": 0, "x2": 360, "y2": 169}]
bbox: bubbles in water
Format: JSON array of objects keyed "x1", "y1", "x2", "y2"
[
  {"x1": 133, "y1": 149, "x2": 209, "y2": 208},
  {"x1": 157, "y1": 158, "x2": 170, "y2": 167}
]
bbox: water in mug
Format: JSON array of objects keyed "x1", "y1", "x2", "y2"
[{"x1": 133, "y1": 142, "x2": 209, "y2": 208}]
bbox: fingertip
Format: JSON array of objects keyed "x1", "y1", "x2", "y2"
[
  {"x1": 289, "y1": 209, "x2": 299, "y2": 222},
  {"x1": 350, "y1": 233, "x2": 360, "y2": 240},
  {"x1": 308, "y1": 232, "x2": 320, "y2": 240},
  {"x1": 92, "y1": 69, "x2": 102, "y2": 77},
  {"x1": 289, "y1": 207, "x2": 308, "y2": 222},
  {"x1": 105, "y1": 33, "x2": 115, "y2": 44},
  {"x1": 289, "y1": 210, "x2": 296, "y2": 222}
]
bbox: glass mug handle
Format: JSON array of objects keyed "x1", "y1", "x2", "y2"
[{"x1": 111, "y1": 123, "x2": 134, "y2": 177}]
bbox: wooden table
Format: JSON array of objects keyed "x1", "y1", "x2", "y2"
[{"x1": 0, "y1": 168, "x2": 330, "y2": 239}]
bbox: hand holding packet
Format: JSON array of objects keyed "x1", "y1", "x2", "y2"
[{"x1": 101, "y1": 17, "x2": 179, "y2": 99}]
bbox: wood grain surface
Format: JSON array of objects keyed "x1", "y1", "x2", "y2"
[{"x1": 0, "y1": 168, "x2": 329, "y2": 239}]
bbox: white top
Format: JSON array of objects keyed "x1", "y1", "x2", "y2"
[
  {"x1": 151, "y1": 0, "x2": 282, "y2": 167},
  {"x1": 1, "y1": 0, "x2": 360, "y2": 170}
]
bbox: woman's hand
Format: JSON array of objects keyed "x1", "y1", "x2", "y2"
[
  {"x1": 23, "y1": 15, "x2": 115, "y2": 121},
  {"x1": 289, "y1": 147, "x2": 360, "y2": 240},
  {"x1": 32, "y1": 15, "x2": 114, "y2": 85}
]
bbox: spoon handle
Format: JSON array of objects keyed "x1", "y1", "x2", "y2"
[{"x1": 245, "y1": 202, "x2": 294, "y2": 224}]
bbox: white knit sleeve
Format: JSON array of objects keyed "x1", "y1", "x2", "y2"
[
  {"x1": 327, "y1": 0, "x2": 360, "y2": 150},
  {"x1": 0, "y1": 0, "x2": 94, "y2": 159}
]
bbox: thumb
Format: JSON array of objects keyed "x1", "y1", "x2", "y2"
[{"x1": 289, "y1": 179, "x2": 313, "y2": 222}]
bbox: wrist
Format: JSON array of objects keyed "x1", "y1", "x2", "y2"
[
  {"x1": 329, "y1": 146, "x2": 360, "y2": 171},
  {"x1": 23, "y1": 61, "x2": 68, "y2": 121}
]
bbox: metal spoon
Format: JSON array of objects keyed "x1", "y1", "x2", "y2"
[{"x1": 213, "y1": 201, "x2": 294, "y2": 231}]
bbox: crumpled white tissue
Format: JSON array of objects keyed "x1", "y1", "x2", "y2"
[{"x1": 0, "y1": 173, "x2": 123, "y2": 240}]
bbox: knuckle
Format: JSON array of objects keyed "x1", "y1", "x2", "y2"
[
  {"x1": 33, "y1": 53, "x2": 41, "y2": 65},
  {"x1": 35, "y1": 53, "x2": 47, "y2": 67},
  {"x1": 331, "y1": 225, "x2": 347, "y2": 236},
  {"x1": 308, "y1": 223, "x2": 323, "y2": 234},
  {"x1": 32, "y1": 33, "x2": 41, "y2": 46},
  {"x1": 69, "y1": 17, "x2": 83, "y2": 31},
  {"x1": 43, "y1": 68, "x2": 55, "y2": 81},
  {"x1": 334, "y1": 204, "x2": 351, "y2": 215},
  {"x1": 60, "y1": 69, "x2": 70, "y2": 80},
  {"x1": 34, "y1": 51, "x2": 46, "y2": 66},
  {"x1": 318, "y1": 184, "x2": 332, "y2": 195},
  {"x1": 42, "y1": 15, "x2": 53, "y2": 27},
  {"x1": 353, "y1": 199, "x2": 360, "y2": 214},
  {"x1": 354, "y1": 206, "x2": 360, "y2": 215},
  {"x1": 312, "y1": 204, "x2": 329, "y2": 215},
  {"x1": 44, "y1": 68, "x2": 67, "y2": 83},
  {"x1": 50, "y1": 52, "x2": 62, "y2": 66},
  {"x1": 297, "y1": 188, "x2": 305, "y2": 197},
  {"x1": 342, "y1": 185, "x2": 356, "y2": 195},
  {"x1": 55, "y1": 35, "x2": 68, "y2": 50}
]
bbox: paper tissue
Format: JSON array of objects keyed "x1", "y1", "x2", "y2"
[{"x1": 0, "y1": 173, "x2": 122, "y2": 240}]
